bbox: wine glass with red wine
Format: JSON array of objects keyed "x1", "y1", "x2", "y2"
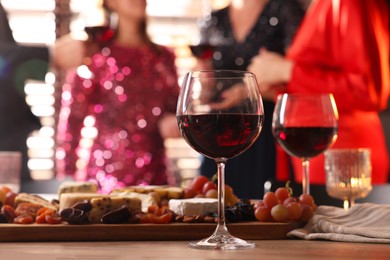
[
  {"x1": 177, "y1": 70, "x2": 264, "y2": 250},
  {"x1": 272, "y1": 93, "x2": 339, "y2": 194}
]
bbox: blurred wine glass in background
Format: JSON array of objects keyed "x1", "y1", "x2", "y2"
[
  {"x1": 325, "y1": 148, "x2": 373, "y2": 210},
  {"x1": 272, "y1": 93, "x2": 339, "y2": 195}
]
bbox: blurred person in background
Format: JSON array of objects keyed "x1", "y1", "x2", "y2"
[
  {"x1": 193, "y1": 0, "x2": 305, "y2": 199},
  {"x1": 249, "y1": 0, "x2": 390, "y2": 188},
  {"x1": 0, "y1": 2, "x2": 85, "y2": 187},
  {"x1": 55, "y1": 0, "x2": 180, "y2": 193}
]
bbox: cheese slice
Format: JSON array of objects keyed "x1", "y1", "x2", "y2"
[
  {"x1": 59, "y1": 193, "x2": 142, "y2": 223},
  {"x1": 111, "y1": 191, "x2": 156, "y2": 212},
  {"x1": 88, "y1": 196, "x2": 142, "y2": 223},
  {"x1": 169, "y1": 198, "x2": 218, "y2": 216},
  {"x1": 112, "y1": 185, "x2": 183, "y2": 200},
  {"x1": 58, "y1": 181, "x2": 98, "y2": 197},
  {"x1": 59, "y1": 193, "x2": 107, "y2": 211}
]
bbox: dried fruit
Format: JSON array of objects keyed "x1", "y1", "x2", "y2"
[{"x1": 101, "y1": 206, "x2": 131, "y2": 224}]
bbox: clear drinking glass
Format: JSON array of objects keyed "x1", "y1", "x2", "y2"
[
  {"x1": 177, "y1": 70, "x2": 264, "y2": 250},
  {"x1": 0, "y1": 151, "x2": 22, "y2": 193},
  {"x1": 325, "y1": 148, "x2": 372, "y2": 210},
  {"x1": 272, "y1": 93, "x2": 339, "y2": 194}
]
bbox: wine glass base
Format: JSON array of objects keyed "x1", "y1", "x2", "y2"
[{"x1": 189, "y1": 233, "x2": 255, "y2": 250}]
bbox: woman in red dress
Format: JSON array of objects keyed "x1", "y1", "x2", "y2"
[
  {"x1": 56, "y1": 0, "x2": 180, "y2": 193},
  {"x1": 249, "y1": 0, "x2": 389, "y2": 185}
]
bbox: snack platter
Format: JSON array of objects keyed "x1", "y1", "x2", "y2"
[
  {"x1": 0, "y1": 180, "x2": 312, "y2": 242},
  {"x1": 0, "y1": 221, "x2": 300, "y2": 242}
]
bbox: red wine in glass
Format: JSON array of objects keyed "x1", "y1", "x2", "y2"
[
  {"x1": 177, "y1": 114, "x2": 263, "y2": 159},
  {"x1": 177, "y1": 70, "x2": 263, "y2": 249},
  {"x1": 273, "y1": 126, "x2": 338, "y2": 158},
  {"x1": 189, "y1": 44, "x2": 215, "y2": 59},
  {"x1": 272, "y1": 93, "x2": 339, "y2": 194},
  {"x1": 84, "y1": 25, "x2": 113, "y2": 42},
  {"x1": 85, "y1": 26, "x2": 108, "y2": 39}
]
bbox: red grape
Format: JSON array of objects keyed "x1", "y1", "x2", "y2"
[
  {"x1": 300, "y1": 204, "x2": 314, "y2": 222},
  {"x1": 183, "y1": 188, "x2": 197, "y2": 199},
  {"x1": 254, "y1": 205, "x2": 272, "y2": 222},
  {"x1": 205, "y1": 189, "x2": 218, "y2": 198},
  {"x1": 286, "y1": 202, "x2": 303, "y2": 221},
  {"x1": 283, "y1": 196, "x2": 297, "y2": 206},
  {"x1": 275, "y1": 187, "x2": 290, "y2": 202},
  {"x1": 189, "y1": 175, "x2": 209, "y2": 193},
  {"x1": 299, "y1": 194, "x2": 314, "y2": 207},
  {"x1": 271, "y1": 204, "x2": 289, "y2": 222},
  {"x1": 253, "y1": 200, "x2": 266, "y2": 210},
  {"x1": 263, "y1": 192, "x2": 278, "y2": 208},
  {"x1": 202, "y1": 181, "x2": 217, "y2": 195}
]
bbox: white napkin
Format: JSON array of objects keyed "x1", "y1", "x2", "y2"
[{"x1": 288, "y1": 203, "x2": 390, "y2": 243}]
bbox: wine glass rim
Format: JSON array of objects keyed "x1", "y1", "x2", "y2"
[
  {"x1": 277, "y1": 93, "x2": 334, "y2": 97},
  {"x1": 277, "y1": 93, "x2": 334, "y2": 100},
  {"x1": 188, "y1": 70, "x2": 255, "y2": 78},
  {"x1": 325, "y1": 148, "x2": 371, "y2": 154}
]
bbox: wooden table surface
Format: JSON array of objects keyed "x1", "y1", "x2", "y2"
[{"x1": 1, "y1": 239, "x2": 389, "y2": 260}]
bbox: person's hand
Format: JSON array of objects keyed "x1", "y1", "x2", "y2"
[
  {"x1": 248, "y1": 49, "x2": 292, "y2": 100},
  {"x1": 248, "y1": 48, "x2": 293, "y2": 86},
  {"x1": 193, "y1": 58, "x2": 213, "y2": 71},
  {"x1": 52, "y1": 34, "x2": 87, "y2": 70},
  {"x1": 209, "y1": 84, "x2": 247, "y2": 110},
  {"x1": 158, "y1": 114, "x2": 181, "y2": 139}
]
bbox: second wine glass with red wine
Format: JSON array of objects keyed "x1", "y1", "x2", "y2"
[
  {"x1": 177, "y1": 70, "x2": 264, "y2": 250},
  {"x1": 272, "y1": 93, "x2": 339, "y2": 195}
]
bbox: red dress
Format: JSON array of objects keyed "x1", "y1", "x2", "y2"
[
  {"x1": 56, "y1": 43, "x2": 179, "y2": 193},
  {"x1": 277, "y1": 0, "x2": 390, "y2": 184}
]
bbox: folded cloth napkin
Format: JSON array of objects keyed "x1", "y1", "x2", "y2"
[{"x1": 288, "y1": 203, "x2": 390, "y2": 243}]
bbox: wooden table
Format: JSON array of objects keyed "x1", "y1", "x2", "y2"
[{"x1": 1, "y1": 240, "x2": 389, "y2": 260}]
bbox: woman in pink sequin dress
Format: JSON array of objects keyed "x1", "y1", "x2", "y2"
[{"x1": 56, "y1": 0, "x2": 180, "y2": 193}]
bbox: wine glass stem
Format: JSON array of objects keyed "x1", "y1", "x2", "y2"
[
  {"x1": 302, "y1": 158, "x2": 310, "y2": 194},
  {"x1": 343, "y1": 198, "x2": 355, "y2": 210},
  {"x1": 216, "y1": 159, "x2": 227, "y2": 227}
]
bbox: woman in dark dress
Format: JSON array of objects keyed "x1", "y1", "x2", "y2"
[
  {"x1": 0, "y1": 3, "x2": 48, "y2": 185},
  {"x1": 196, "y1": 0, "x2": 304, "y2": 199},
  {"x1": 1, "y1": 2, "x2": 92, "y2": 188}
]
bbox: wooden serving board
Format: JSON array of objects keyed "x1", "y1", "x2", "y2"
[{"x1": 0, "y1": 221, "x2": 301, "y2": 242}]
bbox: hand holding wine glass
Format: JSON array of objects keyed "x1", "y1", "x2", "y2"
[
  {"x1": 272, "y1": 93, "x2": 339, "y2": 194},
  {"x1": 177, "y1": 70, "x2": 264, "y2": 250}
]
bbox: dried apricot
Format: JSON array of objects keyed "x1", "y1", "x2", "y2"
[
  {"x1": 14, "y1": 203, "x2": 43, "y2": 218},
  {"x1": 13, "y1": 214, "x2": 34, "y2": 224},
  {"x1": 136, "y1": 212, "x2": 152, "y2": 224},
  {"x1": 150, "y1": 212, "x2": 173, "y2": 224},
  {"x1": 45, "y1": 213, "x2": 62, "y2": 224},
  {"x1": 36, "y1": 208, "x2": 54, "y2": 224},
  {"x1": 1, "y1": 205, "x2": 16, "y2": 223}
]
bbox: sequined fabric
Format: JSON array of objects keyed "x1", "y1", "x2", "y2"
[
  {"x1": 56, "y1": 43, "x2": 179, "y2": 193},
  {"x1": 199, "y1": 0, "x2": 304, "y2": 70}
]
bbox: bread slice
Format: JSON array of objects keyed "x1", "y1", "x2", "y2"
[{"x1": 14, "y1": 193, "x2": 58, "y2": 211}]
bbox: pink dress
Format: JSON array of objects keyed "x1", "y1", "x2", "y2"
[{"x1": 56, "y1": 42, "x2": 179, "y2": 193}]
